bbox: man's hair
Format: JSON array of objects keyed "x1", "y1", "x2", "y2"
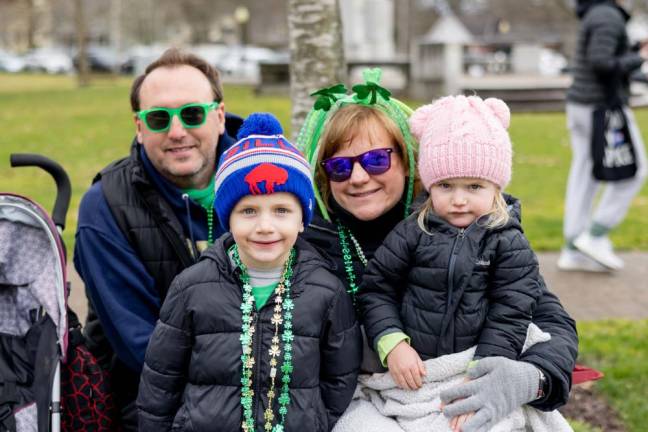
[{"x1": 129, "y1": 47, "x2": 224, "y2": 112}]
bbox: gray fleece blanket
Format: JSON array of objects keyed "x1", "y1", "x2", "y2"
[{"x1": 333, "y1": 324, "x2": 572, "y2": 432}]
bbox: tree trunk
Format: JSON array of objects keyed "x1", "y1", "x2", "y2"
[
  {"x1": 74, "y1": 0, "x2": 90, "y2": 87},
  {"x1": 25, "y1": 0, "x2": 36, "y2": 49},
  {"x1": 287, "y1": 0, "x2": 345, "y2": 139}
]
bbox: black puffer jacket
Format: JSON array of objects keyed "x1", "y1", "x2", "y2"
[
  {"x1": 360, "y1": 198, "x2": 542, "y2": 361},
  {"x1": 567, "y1": 1, "x2": 644, "y2": 104},
  {"x1": 302, "y1": 195, "x2": 577, "y2": 410},
  {"x1": 137, "y1": 235, "x2": 361, "y2": 431}
]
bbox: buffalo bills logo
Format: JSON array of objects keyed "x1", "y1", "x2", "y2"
[{"x1": 244, "y1": 163, "x2": 288, "y2": 194}]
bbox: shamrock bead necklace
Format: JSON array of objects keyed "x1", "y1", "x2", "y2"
[
  {"x1": 336, "y1": 221, "x2": 367, "y2": 301},
  {"x1": 232, "y1": 245, "x2": 295, "y2": 432}
]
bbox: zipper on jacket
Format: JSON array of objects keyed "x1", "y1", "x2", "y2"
[
  {"x1": 181, "y1": 193, "x2": 200, "y2": 260},
  {"x1": 446, "y1": 227, "x2": 467, "y2": 311}
]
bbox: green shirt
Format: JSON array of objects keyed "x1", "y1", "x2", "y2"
[
  {"x1": 183, "y1": 176, "x2": 215, "y2": 210},
  {"x1": 377, "y1": 332, "x2": 411, "y2": 366},
  {"x1": 252, "y1": 282, "x2": 278, "y2": 310}
]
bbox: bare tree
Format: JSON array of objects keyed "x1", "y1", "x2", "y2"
[
  {"x1": 24, "y1": 0, "x2": 37, "y2": 49},
  {"x1": 287, "y1": 0, "x2": 345, "y2": 138},
  {"x1": 74, "y1": 0, "x2": 89, "y2": 86}
]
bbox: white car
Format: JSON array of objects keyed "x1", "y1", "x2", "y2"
[
  {"x1": 23, "y1": 48, "x2": 74, "y2": 74},
  {"x1": 216, "y1": 45, "x2": 288, "y2": 84},
  {"x1": 0, "y1": 50, "x2": 25, "y2": 73}
]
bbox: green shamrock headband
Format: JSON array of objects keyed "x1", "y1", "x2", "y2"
[{"x1": 296, "y1": 68, "x2": 418, "y2": 222}]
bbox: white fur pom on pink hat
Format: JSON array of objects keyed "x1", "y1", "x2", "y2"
[{"x1": 409, "y1": 95, "x2": 513, "y2": 191}]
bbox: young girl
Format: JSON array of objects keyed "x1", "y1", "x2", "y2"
[
  {"x1": 359, "y1": 96, "x2": 544, "y2": 428},
  {"x1": 137, "y1": 113, "x2": 361, "y2": 432}
]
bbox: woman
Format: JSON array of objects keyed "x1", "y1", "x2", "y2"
[{"x1": 298, "y1": 69, "x2": 578, "y2": 429}]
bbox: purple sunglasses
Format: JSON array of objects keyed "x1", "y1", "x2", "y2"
[{"x1": 320, "y1": 148, "x2": 394, "y2": 182}]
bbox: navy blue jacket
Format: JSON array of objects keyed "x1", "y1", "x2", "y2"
[{"x1": 74, "y1": 115, "x2": 239, "y2": 373}]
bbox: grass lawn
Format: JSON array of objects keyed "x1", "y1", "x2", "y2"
[
  {"x1": 576, "y1": 319, "x2": 648, "y2": 432},
  {"x1": 1, "y1": 73, "x2": 647, "y2": 251}
]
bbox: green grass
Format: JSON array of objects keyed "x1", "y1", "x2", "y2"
[
  {"x1": 576, "y1": 319, "x2": 648, "y2": 432},
  {"x1": 569, "y1": 419, "x2": 602, "y2": 432},
  {"x1": 1, "y1": 73, "x2": 647, "y2": 251}
]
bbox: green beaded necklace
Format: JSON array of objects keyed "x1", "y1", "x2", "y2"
[
  {"x1": 184, "y1": 177, "x2": 216, "y2": 245},
  {"x1": 336, "y1": 221, "x2": 367, "y2": 302},
  {"x1": 232, "y1": 245, "x2": 295, "y2": 432}
]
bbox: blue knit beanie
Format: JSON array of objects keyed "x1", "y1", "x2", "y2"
[{"x1": 214, "y1": 112, "x2": 315, "y2": 231}]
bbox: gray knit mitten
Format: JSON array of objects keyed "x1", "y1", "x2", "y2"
[{"x1": 440, "y1": 357, "x2": 540, "y2": 432}]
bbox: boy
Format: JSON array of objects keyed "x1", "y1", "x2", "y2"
[{"x1": 137, "y1": 114, "x2": 361, "y2": 432}]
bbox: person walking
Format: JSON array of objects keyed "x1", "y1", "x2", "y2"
[{"x1": 559, "y1": 0, "x2": 648, "y2": 272}]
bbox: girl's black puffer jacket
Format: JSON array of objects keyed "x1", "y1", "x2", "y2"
[
  {"x1": 137, "y1": 235, "x2": 362, "y2": 432},
  {"x1": 360, "y1": 200, "x2": 542, "y2": 361}
]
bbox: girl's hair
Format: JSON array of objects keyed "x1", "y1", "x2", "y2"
[
  {"x1": 416, "y1": 186, "x2": 510, "y2": 233},
  {"x1": 315, "y1": 104, "x2": 420, "y2": 211}
]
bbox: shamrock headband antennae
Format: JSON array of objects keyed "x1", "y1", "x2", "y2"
[{"x1": 295, "y1": 67, "x2": 418, "y2": 222}]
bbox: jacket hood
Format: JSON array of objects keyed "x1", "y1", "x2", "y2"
[
  {"x1": 576, "y1": 0, "x2": 629, "y2": 19},
  {"x1": 131, "y1": 112, "x2": 242, "y2": 242}
]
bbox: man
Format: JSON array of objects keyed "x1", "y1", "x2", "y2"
[{"x1": 74, "y1": 48, "x2": 242, "y2": 429}]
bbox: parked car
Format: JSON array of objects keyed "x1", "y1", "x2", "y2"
[
  {"x1": 0, "y1": 50, "x2": 25, "y2": 73},
  {"x1": 74, "y1": 45, "x2": 125, "y2": 73},
  {"x1": 215, "y1": 45, "x2": 288, "y2": 83},
  {"x1": 119, "y1": 44, "x2": 167, "y2": 75},
  {"x1": 22, "y1": 48, "x2": 73, "y2": 74}
]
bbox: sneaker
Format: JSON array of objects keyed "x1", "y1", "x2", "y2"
[
  {"x1": 557, "y1": 248, "x2": 611, "y2": 273},
  {"x1": 573, "y1": 233, "x2": 624, "y2": 270}
]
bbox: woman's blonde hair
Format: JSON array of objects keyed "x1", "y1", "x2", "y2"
[
  {"x1": 315, "y1": 104, "x2": 420, "y2": 211},
  {"x1": 416, "y1": 186, "x2": 510, "y2": 233}
]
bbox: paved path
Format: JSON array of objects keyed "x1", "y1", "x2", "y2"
[{"x1": 66, "y1": 252, "x2": 648, "y2": 324}]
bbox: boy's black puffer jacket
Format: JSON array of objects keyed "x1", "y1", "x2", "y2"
[
  {"x1": 137, "y1": 235, "x2": 361, "y2": 432},
  {"x1": 360, "y1": 198, "x2": 542, "y2": 361}
]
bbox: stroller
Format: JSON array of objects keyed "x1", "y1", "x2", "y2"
[
  {"x1": 1, "y1": 154, "x2": 117, "y2": 432},
  {"x1": 0, "y1": 154, "x2": 70, "y2": 432}
]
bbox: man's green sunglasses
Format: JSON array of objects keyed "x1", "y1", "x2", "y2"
[{"x1": 137, "y1": 101, "x2": 219, "y2": 133}]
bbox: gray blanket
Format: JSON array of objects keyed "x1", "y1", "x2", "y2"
[{"x1": 333, "y1": 324, "x2": 572, "y2": 432}]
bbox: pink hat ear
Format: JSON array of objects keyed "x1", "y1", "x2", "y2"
[
  {"x1": 484, "y1": 98, "x2": 510, "y2": 129},
  {"x1": 408, "y1": 104, "x2": 438, "y2": 141}
]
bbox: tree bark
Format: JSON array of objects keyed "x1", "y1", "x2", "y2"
[{"x1": 287, "y1": 0, "x2": 346, "y2": 139}]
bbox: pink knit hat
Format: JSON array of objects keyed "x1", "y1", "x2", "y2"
[{"x1": 409, "y1": 95, "x2": 512, "y2": 191}]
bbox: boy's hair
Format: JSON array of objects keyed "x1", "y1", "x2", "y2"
[
  {"x1": 213, "y1": 113, "x2": 315, "y2": 231},
  {"x1": 129, "y1": 47, "x2": 224, "y2": 112},
  {"x1": 417, "y1": 190, "x2": 510, "y2": 233},
  {"x1": 314, "y1": 104, "x2": 420, "y2": 211}
]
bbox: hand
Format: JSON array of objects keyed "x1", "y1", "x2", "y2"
[
  {"x1": 640, "y1": 43, "x2": 648, "y2": 60},
  {"x1": 386, "y1": 341, "x2": 426, "y2": 390},
  {"x1": 442, "y1": 377, "x2": 475, "y2": 432},
  {"x1": 440, "y1": 357, "x2": 540, "y2": 432},
  {"x1": 450, "y1": 412, "x2": 475, "y2": 432}
]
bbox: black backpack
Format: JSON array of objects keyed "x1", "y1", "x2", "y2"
[{"x1": 61, "y1": 308, "x2": 118, "y2": 431}]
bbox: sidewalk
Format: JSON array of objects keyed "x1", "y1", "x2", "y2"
[{"x1": 66, "y1": 252, "x2": 648, "y2": 323}]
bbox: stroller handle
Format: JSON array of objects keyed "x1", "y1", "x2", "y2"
[{"x1": 10, "y1": 153, "x2": 71, "y2": 231}]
